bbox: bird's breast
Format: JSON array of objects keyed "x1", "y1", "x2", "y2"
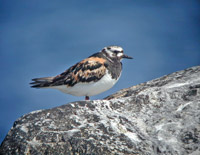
[{"x1": 104, "y1": 60, "x2": 122, "y2": 80}]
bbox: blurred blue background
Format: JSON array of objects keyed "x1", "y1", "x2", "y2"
[{"x1": 0, "y1": 0, "x2": 200, "y2": 143}]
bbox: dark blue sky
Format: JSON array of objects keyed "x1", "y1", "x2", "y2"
[{"x1": 0, "y1": 0, "x2": 200, "y2": 143}]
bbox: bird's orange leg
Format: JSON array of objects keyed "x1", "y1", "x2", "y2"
[{"x1": 85, "y1": 96, "x2": 89, "y2": 100}]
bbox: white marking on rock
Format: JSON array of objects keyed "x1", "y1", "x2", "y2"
[
  {"x1": 165, "y1": 82, "x2": 189, "y2": 89},
  {"x1": 155, "y1": 123, "x2": 165, "y2": 131},
  {"x1": 125, "y1": 131, "x2": 140, "y2": 142},
  {"x1": 29, "y1": 109, "x2": 43, "y2": 115},
  {"x1": 176, "y1": 101, "x2": 192, "y2": 112},
  {"x1": 27, "y1": 137, "x2": 41, "y2": 146},
  {"x1": 20, "y1": 125, "x2": 29, "y2": 133},
  {"x1": 110, "y1": 119, "x2": 141, "y2": 142}
]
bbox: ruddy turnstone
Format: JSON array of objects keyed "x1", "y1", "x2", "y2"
[{"x1": 30, "y1": 46, "x2": 133, "y2": 100}]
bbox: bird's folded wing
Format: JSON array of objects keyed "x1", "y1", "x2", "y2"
[{"x1": 51, "y1": 57, "x2": 107, "y2": 87}]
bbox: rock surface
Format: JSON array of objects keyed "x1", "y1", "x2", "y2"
[{"x1": 1, "y1": 66, "x2": 200, "y2": 155}]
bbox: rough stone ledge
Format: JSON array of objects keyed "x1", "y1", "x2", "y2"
[{"x1": 0, "y1": 66, "x2": 200, "y2": 155}]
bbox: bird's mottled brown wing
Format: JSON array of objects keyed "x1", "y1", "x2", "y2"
[{"x1": 49, "y1": 57, "x2": 107, "y2": 87}]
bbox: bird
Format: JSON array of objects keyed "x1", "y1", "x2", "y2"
[{"x1": 30, "y1": 46, "x2": 133, "y2": 100}]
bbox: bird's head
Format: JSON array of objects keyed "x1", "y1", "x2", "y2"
[{"x1": 102, "y1": 46, "x2": 133, "y2": 61}]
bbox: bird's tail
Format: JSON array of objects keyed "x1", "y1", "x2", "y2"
[{"x1": 30, "y1": 77, "x2": 54, "y2": 88}]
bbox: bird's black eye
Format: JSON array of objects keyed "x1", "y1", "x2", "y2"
[{"x1": 113, "y1": 50, "x2": 119, "y2": 54}]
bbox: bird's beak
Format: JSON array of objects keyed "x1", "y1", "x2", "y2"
[{"x1": 122, "y1": 54, "x2": 133, "y2": 59}]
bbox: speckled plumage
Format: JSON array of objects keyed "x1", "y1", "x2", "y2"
[{"x1": 30, "y1": 46, "x2": 133, "y2": 100}]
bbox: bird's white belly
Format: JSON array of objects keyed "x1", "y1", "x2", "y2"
[{"x1": 53, "y1": 71, "x2": 120, "y2": 96}]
